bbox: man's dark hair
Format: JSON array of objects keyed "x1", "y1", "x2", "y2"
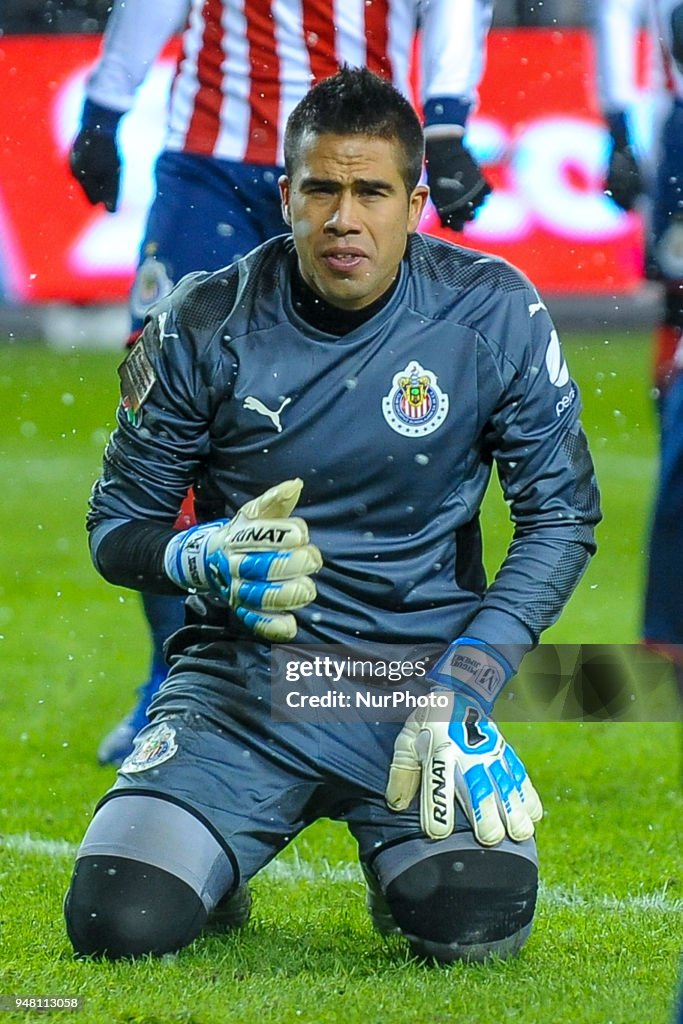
[{"x1": 284, "y1": 65, "x2": 424, "y2": 194}]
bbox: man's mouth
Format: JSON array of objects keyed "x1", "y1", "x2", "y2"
[{"x1": 321, "y1": 249, "x2": 367, "y2": 273}]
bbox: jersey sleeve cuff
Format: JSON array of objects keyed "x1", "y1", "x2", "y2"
[
  {"x1": 423, "y1": 97, "x2": 472, "y2": 130},
  {"x1": 605, "y1": 111, "x2": 630, "y2": 149},
  {"x1": 81, "y1": 97, "x2": 125, "y2": 133},
  {"x1": 462, "y1": 607, "x2": 535, "y2": 672}
]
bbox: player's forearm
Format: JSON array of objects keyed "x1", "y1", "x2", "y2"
[
  {"x1": 86, "y1": 0, "x2": 189, "y2": 113},
  {"x1": 419, "y1": 0, "x2": 493, "y2": 117},
  {"x1": 591, "y1": 0, "x2": 642, "y2": 116},
  {"x1": 89, "y1": 518, "x2": 184, "y2": 595},
  {"x1": 473, "y1": 531, "x2": 595, "y2": 647}
]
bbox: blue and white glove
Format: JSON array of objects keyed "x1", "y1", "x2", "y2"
[
  {"x1": 164, "y1": 478, "x2": 322, "y2": 642},
  {"x1": 69, "y1": 99, "x2": 123, "y2": 213},
  {"x1": 385, "y1": 638, "x2": 543, "y2": 846}
]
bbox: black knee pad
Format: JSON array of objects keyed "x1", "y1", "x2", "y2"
[
  {"x1": 376, "y1": 837, "x2": 538, "y2": 963},
  {"x1": 64, "y1": 855, "x2": 208, "y2": 959}
]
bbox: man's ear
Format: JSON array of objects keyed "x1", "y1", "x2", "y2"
[
  {"x1": 407, "y1": 183, "x2": 430, "y2": 234},
  {"x1": 278, "y1": 175, "x2": 292, "y2": 226}
]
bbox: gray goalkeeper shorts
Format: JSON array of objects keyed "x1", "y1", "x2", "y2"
[{"x1": 93, "y1": 708, "x2": 536, "y2": 887}]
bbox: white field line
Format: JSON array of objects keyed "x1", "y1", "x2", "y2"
[
  {"x1": 2, "y1": 833, "x2": 77, "y2": 858},
  {"x1": 3, "y1": 832, "x2": 682, "y2": 916}
]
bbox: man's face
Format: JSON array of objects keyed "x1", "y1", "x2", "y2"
[{"x1": 279, "y1": 132, "x2": 429, "y2": 310}]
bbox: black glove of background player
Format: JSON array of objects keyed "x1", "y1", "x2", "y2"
[
  {"x1": 604, "y1": 112, "x2": 644, "y2": 212},
  {"x1": 69, "y1": 99, "x2": 123, "y2": 213},
  {"x1": 425, "y1": 133, "x2": 492, "y2": 232}
]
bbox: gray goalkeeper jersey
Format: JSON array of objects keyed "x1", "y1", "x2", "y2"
[{"x1": 88, "y1": 233, "x2": 600, "y2": 662}]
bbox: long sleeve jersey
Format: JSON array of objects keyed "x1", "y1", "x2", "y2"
[
  {"x1": 592, "y1": 0, "x2": 683, "y2": 113},
  {"x1": 84, "y1": 0, "x2": 493, "y2": 163},
  {"x1": 88, "y1": 233, "x2": 600, "y2": 662}
]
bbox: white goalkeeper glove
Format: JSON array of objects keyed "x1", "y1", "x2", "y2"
[
  {"x1": 164, "y1": 478, "x2": 322, "y2": 642},
  {"x1": 385, "y1": 638, "x2": 543, "y2": 846}
]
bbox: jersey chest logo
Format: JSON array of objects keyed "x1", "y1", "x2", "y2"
[
  {"x1": 243, "y1": 395, "x2": 291, "y2": 432},
  {"x1": 381, "y1": 361, "x2": 449, "y2": 437}
]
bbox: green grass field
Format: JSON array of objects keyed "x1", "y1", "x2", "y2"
[{"x1": 0, "y1": 333, "x2": 681, "y2": 1024}]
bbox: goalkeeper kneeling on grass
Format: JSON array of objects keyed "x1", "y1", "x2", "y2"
[{"x1": 64, "y1": 66, "x2": 600, "y2": 964}]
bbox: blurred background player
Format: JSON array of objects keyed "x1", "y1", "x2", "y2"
[
  {"x1": 593, "y1": 0, "x2": 683, "y2": 390},
  {"x1": 593, "y1": 0, "x2": 683, "y2": 698},
  {"x1": 69, "y1": 0, "x2": 495, "y2": 767}
]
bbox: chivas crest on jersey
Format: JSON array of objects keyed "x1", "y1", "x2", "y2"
[
  {"x1": 381, "y1": 360, "x2": 449, "y2": 437},
  {"x1": 119, "y1": 722, "x2": 178, "y2": 774}
]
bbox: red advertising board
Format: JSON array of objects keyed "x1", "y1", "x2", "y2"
[{"x1": 0, "y1": 29, "x2": 645, "y2": 304}]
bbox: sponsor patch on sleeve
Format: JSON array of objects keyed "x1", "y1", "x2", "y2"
[{"x1": 118, "y1": 340, "x2": 156, "y2": 424}]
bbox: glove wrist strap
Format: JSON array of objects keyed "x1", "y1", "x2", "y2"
[
  {"x1": 606, "y1": 111, "x2": 630, "y2": 150},
  {"x1": 82, "y1": 97, "x2": 124, "y2": 134},
  {"x1": 164, "y1": 521, "x2": 226, "y2": 591},
  {"x1": 423, "y1": 96, "x2": 471, "y2": 131},
  {"x1": 428, "y1": 637, "x2": 514, "y2": 714}
]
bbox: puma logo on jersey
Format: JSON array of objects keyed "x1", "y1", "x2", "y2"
[
  {"x1": 243, "y1": 395, "x2": 291, "y2": 432},
  {"x1": 157, "y1": 311, "x2": 179, "y2": 345},
  {"x1": 528, "y1": 296, "x2": 547, "y2": 317}
]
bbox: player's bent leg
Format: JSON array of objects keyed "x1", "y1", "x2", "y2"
[
  {"x1": 365, "y1": 832, "x2": 538, "y2": 963},
  {"x1": 64, "y1": 793, "x2": 237, "y2": 959}
]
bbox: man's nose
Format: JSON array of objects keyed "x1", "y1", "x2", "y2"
[{"x1": 324, "y1": 192, "x2": 360, "y2": 233}]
